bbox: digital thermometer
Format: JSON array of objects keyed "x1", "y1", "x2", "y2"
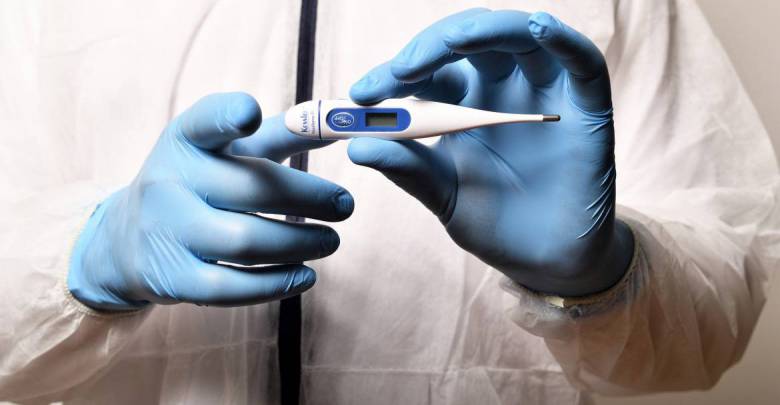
[{"x1": 285, "y1": 99, "x2": 559, "y2": 140}]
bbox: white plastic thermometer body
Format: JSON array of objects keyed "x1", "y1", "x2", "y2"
[{"x1": 284, "y1": 99, "x2": 559, "y2": 140}]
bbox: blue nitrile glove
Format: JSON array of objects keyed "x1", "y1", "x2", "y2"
[
  {"x1": 348, "y1": 9, "x2": 634, "y2": 296},
  {"x1": 68, "y1": 93, "x2": 353, "y2": 311}
]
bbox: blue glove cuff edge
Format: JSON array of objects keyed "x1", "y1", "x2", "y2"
[
  {"x1": 65, "y1": 197, "x2": 150, "y2": 317},
  {"x1": 500, "y1": 220, "x2": 643, "y2": 317}
]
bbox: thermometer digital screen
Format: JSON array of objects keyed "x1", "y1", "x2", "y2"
[{"x1": 365, "y1": 112, "x2": 398, "y2": 127}]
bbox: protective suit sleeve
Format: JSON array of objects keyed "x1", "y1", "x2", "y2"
[
  {"x1": 501, "y1": 0, "x2": 780, "y2": 394},
  {"x1": 0, "y1": 182, "x2": 150, "y2": 402}
]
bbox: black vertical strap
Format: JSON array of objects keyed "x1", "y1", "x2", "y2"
[{"x1": 279, "y1": 0, "x2": 317, "y2": 404}]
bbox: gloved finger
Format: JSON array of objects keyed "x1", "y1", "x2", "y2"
[
  {"x1": 348, "y1": 137, "x2": 456, "y2": 220},
  {"x1": 462, "y1": 51, "x2": 519, "y2": 82},
  {"x1": 174, "y1": 263, "x2": 316, "y2": 306},
  {"x1": 187, "y1": 209, "x2": 341, "y2": 265},
  {"x1": 350, "y1": 61, "x2": 468, "y2": 105},
  {"x1": 226, "y1": 115, "x2": 334, "y2": 163},
  {"x1": 442, "y1": 10, "x2": 561, "y2": 85},
  {"x1": 528, "y1": 12, "x2": 612, "y2": 112},
  {"x1": 389, "y1": 8, "x2": 490, "y2": 83},
  {"x1": 173, "y1": 92, "x2": 262, "y2": 151},
  {"x1": 193, "y1": 154, "x2": 354, "y2": 221}
]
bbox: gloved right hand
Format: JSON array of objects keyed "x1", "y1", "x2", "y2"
[
  {"x1": 347, "y1": 10, "x2": 633, "y2": 296},
  {"x1": 68, "y1": 92, "x2": 354, "y2": 311}
]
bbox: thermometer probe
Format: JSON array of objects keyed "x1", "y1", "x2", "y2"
[{"x1": 285, "y1": 99, "x2": 559, "y2": 140}]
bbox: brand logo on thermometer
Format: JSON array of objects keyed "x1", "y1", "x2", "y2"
[
  {"x1": 299, "y1": 110, "x2": 310, "y2": 133},
  {"x1": 331, "y1": 112, "x2": 354, "y2": 128}
]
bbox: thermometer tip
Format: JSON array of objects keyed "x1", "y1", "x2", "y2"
[{"x1": 543, "y1": 115, "x2": 560, "y2": 122}]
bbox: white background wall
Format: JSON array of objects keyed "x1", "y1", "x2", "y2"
[{"x1": 596, "y1": 1, "x2": 780, "y2": 404}]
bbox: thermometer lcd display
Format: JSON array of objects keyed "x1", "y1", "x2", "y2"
[{"x1": 365, "y1": 112, "x2": 398, "y2": 127}]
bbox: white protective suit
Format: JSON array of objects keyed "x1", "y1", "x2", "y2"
[{"x1": 1, "y1": 0, "x2": 778, "y2": 404}]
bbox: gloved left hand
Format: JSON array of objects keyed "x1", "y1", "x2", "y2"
[
  {"x1": 347, "y1": 9, "x2": 634, "y2": 296},
  {"x1": 68, "y1": 93, "x2": 350, "y2": 311}
]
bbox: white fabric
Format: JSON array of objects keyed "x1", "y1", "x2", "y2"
[{"x1": 0, "y1": 0, "x2": 778, "y2": 404}]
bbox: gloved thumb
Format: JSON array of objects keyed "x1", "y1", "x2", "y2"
[
  {"x1": 348, "y1": 138, "x2": 457, "y2": 220},
  {"x1": 174, "y1": 92, "x2": 262, "y2": 151},
  {"x1": 226, "y1": 115, "x2": 334, "y2": 163}
]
